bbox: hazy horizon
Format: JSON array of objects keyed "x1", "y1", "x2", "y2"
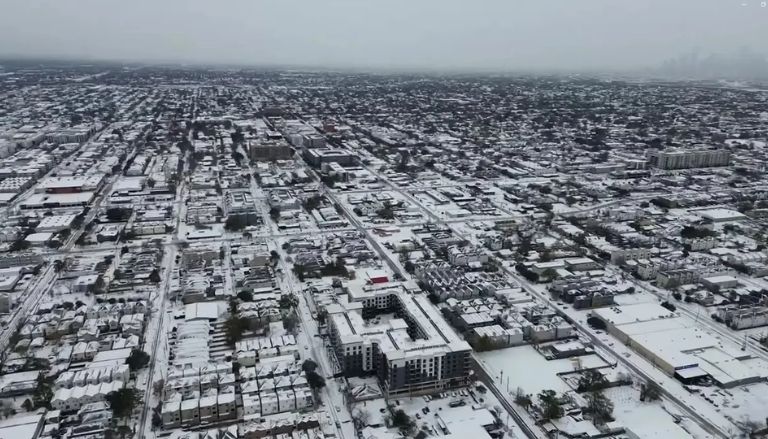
[{"x1": 1, "y1": 0, "x2": 767, "y2": 75}]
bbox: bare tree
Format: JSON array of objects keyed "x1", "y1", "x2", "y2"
[
  {"x1": 514, "y1": 387, "x2": 533, "y2": 411},
  {"x1": 352, "y1": 408, "x2": 371, "y2": 429},
  {"x1": 616, "y1": 372, "x2": 632, "y2": 385},
  {"x1": 640, "y1": 380, "x2": 661, "y2": 402},
  {"x1": 153, "y1": 379, "x2": 165, "y2": 397},
  {"x1": 584, "y1": 391, "x2": 614, "y2": 425}
]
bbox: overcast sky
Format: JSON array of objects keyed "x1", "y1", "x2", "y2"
[{"x1": 0, "y1": 0, "x2": 766, "y2": 72}]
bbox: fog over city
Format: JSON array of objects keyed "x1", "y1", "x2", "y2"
[
  {"x1": 1, "y1": 0, "x2": 767, "y2": 74},
  {"x1": 5, "y1": 1, "x2": 768, "y2": 439}
]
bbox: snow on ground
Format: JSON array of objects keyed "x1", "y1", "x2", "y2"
[
  {"x1": 477, "y1": 343, "x2": 716, "y2": 439},
  {"x1": 582, "y1": 328, "x2": 741, "y2": 436},
  {"x1": 604, "y1": 386, "x2": 710, "y2": 439},
  {"x1": 502, "y1": 281, "x2": 742, "y2": 436},
  {"x1": 612, "y1": 290, "x2": 657, "y2": 306},
  {"x1": 288, "y1": 256, "x2": 356, "y2": 439},
  {"x1": 408, "y1": 191, "x2": 488, "y2": 220},
  {"x1": 615, "y1": 286, "x2": 768, "y2": 431},
  {"x1": 386, "y1": 382, "x2": 526, "y2": 438},
  {"x1": 477, "y1": 345, "x2": 610, "y2": 396},
  {"x1": 698, "y1": 381, "x2": 768, "y2": 429}
]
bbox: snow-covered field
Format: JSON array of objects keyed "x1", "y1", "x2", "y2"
[
  {"x1": 605, "y1": 386, "x2": 712, "y2": 439},
  {"x1": 477, "y1": 345, "x2": 611, "y2": 396}
]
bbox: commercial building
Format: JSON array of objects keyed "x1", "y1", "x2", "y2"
[
  {"x1": 326, "y1": 285, "x2": 471, "y2": 396},
  {"x1": 0, "y1": 252, "x2": 43, "y2": 268},
  {"x1": 223, "y1": 191, "x2": 255, "y2": 216},
  {"x1": 698, "y1": 208, "x2": 746, "y2": 223},
  {"x1": 0, "y1": 268, "x2": 22, "y2": 293},
  {"x1": 302, "y1": 134, "x2": 326, "y2": 149},
  {"x1": 0, "y1": 413, "x2": 45, "y2": 439},
  {"x1": 0, "y1": 192, "x2": 18, "y2": 206},
  {"x1": 302, "y1": 148, "x2": 356, "y2": 167},
  {"x1": 0, "y1": 371, "x2": 40, "y2": 396},
  {"x1": 20, "y1": 192, "x2": 94, "y2": 210},
  {"x1": 593, "y1": 303, "x2": 764, "y2": 387},
  {"x1": 249, "y1": 140, "x2": 294, "y2": 162},
  {"x1": 36, "y1": 214, "x2": 78, "y2": 233},
  {"x1": 35, "y1": 174, "x2": 105, "y2": 194},
  {"x1": 701, "y1": 274, "x2": 739, "y2": 292},
  {"x1": 0, "y1": 176, "x2": 34, "y2": 193}
]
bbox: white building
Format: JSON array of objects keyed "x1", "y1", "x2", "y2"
[{"x1": 51, "y1": 381, "x2": 123, "y2": 412}]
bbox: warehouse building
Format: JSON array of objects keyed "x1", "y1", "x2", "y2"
[
  {"x1": 592, "y1": 303, "x2": 764, "y2": 388},
  {"x1": 35, "y1": 174, "x2": 105, "y2": 194}
]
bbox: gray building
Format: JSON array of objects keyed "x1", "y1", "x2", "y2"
[
  {"x1": 302, "y1": 134, "x2": 326, "y2": 149},
  {"x1": 302, "y1": 148, "x2": 357, "y2": 167},
  {"x1": 249, "y1": 140, "x2": 294, "y2": 162},
  {"x1": 647, "y1": 148, "x2": 730, "y2": 170},
  {"x1": 326, "y1": 285, "x2": 471, "y2": 396}
]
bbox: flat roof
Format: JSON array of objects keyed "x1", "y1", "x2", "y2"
[
  {"x1": 676, "y1": 366, "x2": 708, "y2": 379},
  {"x1": 0, "y1": 370, "x2": 39, "y2": 388},
  {"x1": 37, "y1": 174, "x2": 103, "y2": 189},
  {"x1": 0, "y1": 193, "x2": 18, "y2": 204},
  {"x1": 186, "y1": 229, "x2": 222, "y2": 240},
  {"x1": 92, "y1": 347, "x2": 132, "y2": 363},
  {"x1": 37, "y1": 214, "x2": 77, "y2": 228},
  {"x1": 21, "y1": 192, "x2": 94, "y2": 207},
  {"x1": 699, "y1": 208, "x2": 746, "y2": 221},
  {"x1": 617, "y1": 317, "x2": 690, "y2": 337},
  {"x1": 366, "y1": 269, "x2": 388, "y2": 279},
  {"x1": 702, "y1": 275, "x2": 738, "y2": 284},
  {"x1": 25, "y1": 232, "x2": 53, "y2": 242},
  {"x1": 460, "y1": 312, "x2": 494, "y2": 325},
  {"x1": 112, "y1": 177, "x2": 144, "y2": 192},
  {"x1": 0, "y1": 413, "x2": 43, "y2": 439},
  {"x1": 593, "y1": 303, "x2": 677, "y2": 327},
  {"x1": 438, "y1": 406, "x2": 496, "y2": 436},
  {"x1": 329, "y1": 287, "x2": 470, "y2": 359},
  {"x1": 185, "y1": 302, "x2": 221, "y2": 321},
  {"x1": 533, "y1": 260, "x2": 566, "y2": 269}
]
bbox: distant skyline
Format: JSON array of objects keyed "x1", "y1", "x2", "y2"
[{"x1": 1, "y1": 0, "x2": 767, "y2": 75}]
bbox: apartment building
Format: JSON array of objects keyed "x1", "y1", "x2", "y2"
[
  {"x1": 647, "y1": 148, "x2": 730, "y2": 170},
  {"x1": 326, "y1": 285, "x2": 471, "y2": 396}
]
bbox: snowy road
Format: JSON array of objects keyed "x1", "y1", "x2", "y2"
[
  {"x1": 137, "y1": 146, "x2": 189, "y2": 439},
  {"x1": 276, "y1": 245, "x2": 354, "y2": 439}
]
